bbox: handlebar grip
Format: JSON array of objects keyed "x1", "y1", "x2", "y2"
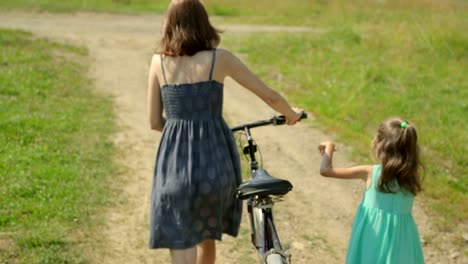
[
  {"x1": 274, "y1": 112, "x2": 307, "y2": 125},
  {"x1": 300, "y1": 111, "x2": 308, "y2": 120}
]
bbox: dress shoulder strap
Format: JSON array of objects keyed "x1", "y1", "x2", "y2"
[
  {"x1": 160, "y1": 54, "x2": 168, "y2": 85},
  {"x1": 208, "y1": 48, "x2": 217, "y2": 81}
]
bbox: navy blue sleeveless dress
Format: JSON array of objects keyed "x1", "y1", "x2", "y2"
[{"x1": 149, "y1": 49, "x2": 242, "y2": 249}]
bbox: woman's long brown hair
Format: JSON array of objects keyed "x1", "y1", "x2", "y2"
[
  {"x1": 158, "y1": 0, "x2": 221, "y2": 56},
  {"x1": 374, "y1": 117, "x2": 423, "y2": 195}
]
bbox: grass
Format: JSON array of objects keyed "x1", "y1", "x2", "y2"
[
  {"x1": 0, "y1": 0, "x2": 466, "y2": 27},
  {"x1": 221, "y1": 1, "x2": 467, "y2": 232},
  {"x1": 0, "y1": 29, "x2": 116, "y2": 263},
  {"x1": 0, "y1": 0, "x2": 316, "y2": 20},
  {"x1": 0, "y1": 0, "x2": 169, "y2": 13}
]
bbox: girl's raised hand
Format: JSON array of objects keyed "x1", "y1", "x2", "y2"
[{"x1": 318, "y1": 141, "x2": 335, "y2": 155}]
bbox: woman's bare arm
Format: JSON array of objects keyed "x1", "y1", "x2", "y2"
[
  {"x1": 147, "y1": 54, "x2": 166, "y2": 131},
  {"x1": 217, "y1": 49, "x2": 303, "y2": 125}
]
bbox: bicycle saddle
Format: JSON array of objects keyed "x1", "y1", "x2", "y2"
[{"x1": 237, "y1": 169, "x2": 293, "y2": 200}]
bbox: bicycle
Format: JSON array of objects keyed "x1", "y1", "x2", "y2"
[{"x1": 231, "y1": 113, "x2": 307, "y2": 264}]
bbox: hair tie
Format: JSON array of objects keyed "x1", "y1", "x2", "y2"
[{"x1": 400, "y1": 121, "x2": 408, "y2": 128}]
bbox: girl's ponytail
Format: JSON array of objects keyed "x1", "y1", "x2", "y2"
[{"x1": 376, "y1": 117, "x2": 423, "y2": 195}]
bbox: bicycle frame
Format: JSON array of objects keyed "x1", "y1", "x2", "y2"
[{"x1": 232, "y1": 115, "x2": 302, "y2": 264}]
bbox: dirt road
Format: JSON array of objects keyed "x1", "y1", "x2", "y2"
[{"x1": 0, "y1": 11, "x2": 462, "y2": 264}]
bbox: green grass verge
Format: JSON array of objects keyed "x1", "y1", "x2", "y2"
[
  {"x1": 213, "y1": 0, "x2": 468, "y2": 26},
  {"x1": 0, "y1": 0, "x2": 169, "y2": 14},
  {"x1": 222, "y1": 2, "x2": 467, "y2": 231},
  {"x1": 3, "y1": 0, "x2": 464, "y2": 28},
  {"x1": 0, "y1": 0, "x2": 321, "y2": 20},
  {"x1": 0, "y1": 29, "x2": 116, "y2": 263}
]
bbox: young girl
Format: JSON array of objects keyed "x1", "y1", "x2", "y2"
[
  {"x1": 147, "y1": 1, "x2": 303, "y2": 263},
  {"x1": 319, "y1": 117, "x2": 425, "y2": 263}
]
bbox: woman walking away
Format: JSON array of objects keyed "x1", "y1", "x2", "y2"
[
  {"x1": 147, "y1": 1, "x2": 304, "y2": 263},
  {"x1": 318, "y1": 117, "x2": 424, "y2": 264}
]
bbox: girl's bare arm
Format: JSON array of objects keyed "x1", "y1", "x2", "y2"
[{"x1": 319, "y1": 141, "x2": 372, "y2": 182}]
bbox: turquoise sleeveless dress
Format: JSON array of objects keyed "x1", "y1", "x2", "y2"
[
  {"x1": 346, "y1": 165, "x2": 424, "y2": 263},
  {"x1": 149, "y1": 49, "x2": 242, "y2": 249}
]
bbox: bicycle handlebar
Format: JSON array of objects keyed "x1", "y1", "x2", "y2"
[{"x1": 231, "y1": 112, "x2": 307, "y2": 132}]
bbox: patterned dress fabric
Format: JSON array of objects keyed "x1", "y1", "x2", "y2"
[
  {"x1": 346, "y1": 165, "x2": 425, "y2": 263},
  {"x1": 149, "y1": 49, "x2": 242, "y2": 249}
]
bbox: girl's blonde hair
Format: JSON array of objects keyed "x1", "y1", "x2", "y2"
[{"x1": 373, "y1": 117, "x2": 423, "y2": 195}]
